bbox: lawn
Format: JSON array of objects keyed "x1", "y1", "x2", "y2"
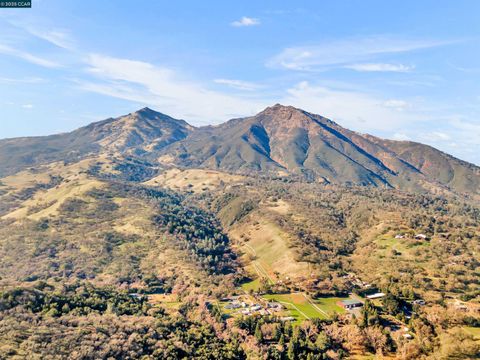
[
  {"x1": 263, "y1": 293, "x2": 329, "y2": 320},
  {"x1": 314, "y1": 296, "x2": 348, "y2": 315},
  {"x1": 374, "y1": 234, "x2": 429, "y2": 259},
  {"x1": 274, "y1": 302, "x2": 307, "y2": 324}
]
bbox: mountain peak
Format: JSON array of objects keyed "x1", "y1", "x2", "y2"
[
  {"x1": 1, "y1": 105, "x2": 479, "y2": 196},
  {"x1": 131, "y1": 107, "x2": 171, "y2": 120},
  {"x1": 261, "y1": 103, "x2": 300, "y2": 115},
  {"x1": 133, "y1": 107, "x2": 158, "y2": 116},
  {"x1": 128, "y1": 107, "x2": 194, "y2": 129},
  {"x1": 254, "y1": 103, "x2": 321, "y2": 130},
  {"x1": 70, "y1": 107, "x2": 194, "y2": 155}
]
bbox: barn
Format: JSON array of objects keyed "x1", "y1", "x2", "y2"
[{"x1": 337, "y1": 299, "x2": 363, "y2": 310}]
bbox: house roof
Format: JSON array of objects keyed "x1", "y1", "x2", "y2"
[
  {"x1": 366, "y1": 292, "x2": 386, "y2": 299},
  {"x1": 340, "y1": 299, "x2": 362, "y2": 305}
]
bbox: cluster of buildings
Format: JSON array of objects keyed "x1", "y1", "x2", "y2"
[
  {"x1": 342, "y1": 273, "x2": 372, "y2": 289},
  {"x1": 222, "y1": 297, "x2": 284, "y2": 316},
  {"x1": 395, "y1": 233, "x2": 428, "y2": 240}
]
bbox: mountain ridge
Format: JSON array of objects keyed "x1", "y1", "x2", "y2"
[
  {"x1": 0, "y1": 107, "x2": 192, "y2": 177},
  {"x1": 0, "y1": 104, "x2": 479, "y2": 197},
  {"x1": 163, "y1": 104, "x2": 480, "y2": 196}
]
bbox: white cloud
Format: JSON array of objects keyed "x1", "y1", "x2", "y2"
[
  {"x1": 0, "y1": 43, "x2": 61, "y2": 68},
  {"x1": 281, "y1": 81, "x2": 425, "y2": 132},
  {"x1": 449, "y1": 117, "x2": 480, "y2": 133},
  {"x1": 431, "y1": 131, "x2": 451, "y2": 140},
  {"x1": 4, "y1": 18, "x2": 75, "y2": 50},
  {"x1": 392, "y1": 132, "x2": 411, "y2": 141},
  {"x1": 214, "y1": 78, "x2": 263, "y2": 91},
  {"x1": 0, "y1": 76, "x2": 44, "y2": 84},
  {"x1": 345, "y1": 63, "x2": 413, "y2": 73},
  {"x1": 28, "y1": 28, "x2": 73, "y2": 50},
  {"x1": 383, "y1": 99, "x2": 410, "y2": 111},
  {"x1": 448, "y1": 118, "x2": 480, "y2": 151},
  {"x1": 22, "y1": 104, "x2": 33, "y2": 109},
  {"x1": 231, "y1": 17, "x2": 260, "y2": 27},
  {"x1": 387, "y1": 116, "x2": 480, "y2": 165},
  {"x1": 268, "y1": 36, "x2": 453, "y2": 71},
  {"x1": 411, "y1": 118, "x2": 480, "y2": 164},
  {"x1": 81, "y1": 54, "x2": 269, "y2": 124}
]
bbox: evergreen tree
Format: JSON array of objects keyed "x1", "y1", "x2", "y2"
[
  {"x1": 255, "y1": 323, "x2": 263, "y2": 343},
  {"x1": 287, "y1": 338, "x2": 298, "y2": 360},
  {"x1": 274, "y1": 324, "x2": 283, "y2": 341}
]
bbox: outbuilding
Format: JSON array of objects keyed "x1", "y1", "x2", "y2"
[
  {"x1": 337, "y1": 299, "x2": 363, "y2": 310},
  {"x1": 366, "y1": 292, "x2": 386, "y2": 300}
]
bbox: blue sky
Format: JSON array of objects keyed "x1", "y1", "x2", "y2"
[{"x1": 0, "y1": 0, "x2": 479, "y2": 164}]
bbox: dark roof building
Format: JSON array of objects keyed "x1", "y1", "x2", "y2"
[{"x1": 337, "y1": 299, "x2": 363, "y2": 310}]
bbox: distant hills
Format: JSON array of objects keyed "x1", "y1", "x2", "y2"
[{"x1": 1, "y1": 104, "x2": 479, "y2": 197}]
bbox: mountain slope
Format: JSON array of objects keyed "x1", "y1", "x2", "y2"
[
  {"x1": 164, "y1": 105, "x2": 393, "y2": 186},
  {"x1": 164, "y1": 104, "x2": 480, "y2": 196},
  {"x1": 0, "y1": 108, "x2": 192, "y2": 177},
  {"x1": 366, "y1": 136, "x2": 480, "y2": 195},
  {"x1": 0, "y1": 106, "x2": 479, "y2": 360},
  {"x1": 0, "y1": 104, "x2": 479, "y2": 196}
]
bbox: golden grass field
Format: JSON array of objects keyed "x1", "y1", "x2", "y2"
[
  {"x1": 1, "y1": 158, "x2": 108, "y2": 221},
  {"x1": 233, "y1": 218, "x2": 310, "y2": 280},
  {"x1": 144, "y1": 168, "x2": 244, "y2": 193}
]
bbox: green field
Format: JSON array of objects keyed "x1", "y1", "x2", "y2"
[
  {"x1": 263, "y1": 293, "x2": 348, "y2": 321},
  {"x1": 374, "y1": 234, "x2": 429, "y2": 257},
  {"x1": 272, "y1": 301, "x2": 308, "y2": 324},
  {"x1": 463, "y1": 326, "x2": 480, "y2": 340},
  {"x1": 240, "y1": 278, "x2": 261, "y2": 292},
  {"x1": 314, "y1": 296, "x2": 348, "y2": 315}
]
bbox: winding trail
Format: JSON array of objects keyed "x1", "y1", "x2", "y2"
[{"x1": 244, "y1": 243, "x2": 256, "y2": 256}]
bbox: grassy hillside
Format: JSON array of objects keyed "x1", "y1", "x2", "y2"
[{"x1": 0, "y1": 162, "x2": 239, "y2": 294}]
